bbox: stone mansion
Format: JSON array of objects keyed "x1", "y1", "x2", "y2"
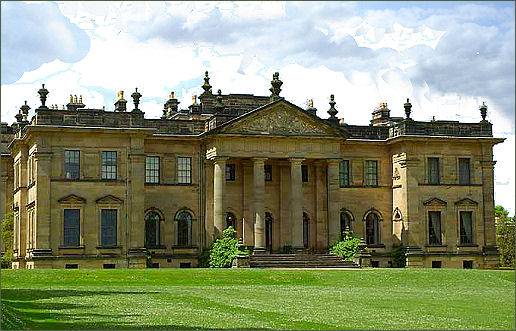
[{"x1": 0, "y1": 72, "x2": 504, "y2": 269}]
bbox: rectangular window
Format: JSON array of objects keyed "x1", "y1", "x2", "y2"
[
  {"x1": 364, "y1": 160, "x2": 378, "y2": 186},
  {"x1": 432, "y1": 261, "x2": 442, "y2": 268},
  {"x1": 428, "y1": 157, "x2": 440, "y2": 184},
  {"x1": 101, "y1": 151, "x2": 117, "y2": 180},
  {"x1": 459, "y1": 158, "x2": 471, "y2": 185},
  {"x1": 177, "y1": 157, "x2": 192, "y2": 184},
  {"x1": 225, "y1": 164, "x2": 235, "y2": 181},
  {"x1": 459, "y1": 211, "x2": 473, "y2": 244},
  {"x1": 65, "y1": 264, "x2": 78, "y2": 269},
  {"x1": 264, "y1": 165, "x2": 272, "y2": 182},
  {"x1": 428, "y1": 211, "x2": 442, "y2": 245},
  {"x1": 145, "y1": 156, "x2": 160, "y2": 184},
  {"x1": 63, "y1": 209, "x2": 80, "y2": 246},
  {"x1": 301, "y1": 165, "x2": 309, "y2": 182},
  {"x1": 100, "y1": 209, "x2": 117, "y2": 247},
  {"x1": 64, "y1": 150, "x2": 80, "y2": 180},
  {"x1": 339, "y1": 160, "x2": 350, "y2": 187}
]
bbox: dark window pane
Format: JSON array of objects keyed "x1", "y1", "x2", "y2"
[
  {"x1": 225, "y1": 164, "x2": 235, "y2": 181},
  {"x1": 145, "y1": 156, "x2": 160, "y2": 184},
  {"x1": 64, "y1": 150, "x2": 80, "y2": 179},
  {"x1": 101, "y1": 209, "x2": 117, "y2": 246},
  {"x1": 101, "y1": 151, "x2": 117, "y2": 180},
  {"x1": 301, "y1": 165, "x2": 309, "y2": 182},
  {"x1": 459, "y1": 211, "x2": 473, "y2": 244},
  {"x1": 63, "y1": 209, "x2": 80, "y2": 246},
  {"x1": 459, "y1": 158, "x2": 471, "y2": 185},
  {"x1": 340, "y1": 212, "x2": 352, "y2": 240},
  {"x1": 366, "y1": 213, "x2": 380, "y2": 245},
  {"x1": 145, "y1": 211, "x2": 160, "y2": 247},
  {"x1": 365, "y1": 161, "x2": 378, "y2": 186},
  {"x1": 176, "y1": 211, "x2": 192, "y2": 246},
  {"x1": 303, "y1": 212, "x2": 309, "y2": 248},
  {"x1": 225, "y1": 212, "x2": 236, "y2": 230},
  {"x1": 428, "y1": 211, "x2": 442, "y2": 245},
  {"x1": 339, "y1": 160, "x2": 350, "y2": 187},
  {"x1": 428, "y1": 157, "x2": 440, "y2": 184},
  {"x1": 264, "y1": 165, "x2": 272, "y2": 182}
]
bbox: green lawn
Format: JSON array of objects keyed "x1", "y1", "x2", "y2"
[{"x1": 1, "y1": 268, "x2": 514, "y2": 330}]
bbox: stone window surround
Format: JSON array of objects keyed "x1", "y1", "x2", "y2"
[
  {"x1": 456, "y1": 156, "x2": 473, "y2": 185},
  {"x1": 362, "y1": 208, "x2": 383, "y2": 246},
  {"x1": 96, "y1": 199, "x2": 123, "y2": 248},
  {"x1": 145, "y1": 155, "x2": 161, "y2": 184},
  {"x1": 176, "y1": 155, "x2": 192, "y2": 184},
  {"x1": 424, "y1": 202, "x2": 447, "y2": 247},
  {"x1": 173, "y1": 208, "x2": 196, "y2": 247},
  {"x1": 426, "y1": 156, "x2": 441, "y2": 185},
  {"x1": 363, "y1": 159, "x2": 379, "y2": 187},
  {"x1": 456, "y1": 205, "x2": 477, "y2": 246}
]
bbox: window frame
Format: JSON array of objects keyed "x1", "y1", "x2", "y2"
[
  {"x1": 64, "y1": 150, "x2": 81, "y2": 180},
  {"x1": 458, "y1": 157, "x2": 471, "y2": 185},
  {"x1": 427, "y1": 211, "x2": 442, "y2": 245},
  {"x1": 364, "y1": 211, "x2": 381, "y2": 245},
  {"x1": 225, "y1": 163, "x2": 236, "y2": 181},
  {"x1": 175, "y1": 210, "x2": 193, "y2": 246},
  {"x1": 264, "y1": 164, "x2": 273, "y2": 182},
  {"x1": 145, "y1": 156, "x2": 160, "y2": 184},
  {"x1": 364, "y1": 160, "x2": 378, "y2": 187},
  {"x1": 145, "y1": 210, "x2": 162, "y2": 248},
  {"x1": 427, "y1": 157, "x2": 440, "y2": 185},
  {"x1": 339, "y1": 160, "x2": 351, "y2": 187},
  {"x1": 100, "y1": 209, "x2": 118, "y2": 247},
  {"x1": 63, "y1": 208, "x2": 81, "y2": 247},
  {"x1": 101, "y1": 151, "x2": 118, "y2": 180},
  {"x1": 459, "y1": 210, "x2": 474, "y2": 245},
  {"x1": 177, "y1": 156, "x2": 192, "y2": 184},
  {"x1": 301, "y1": 164, "x2": 309, "y2": 183}
]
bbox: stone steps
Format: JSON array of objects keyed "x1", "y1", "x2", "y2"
[{"x1": 249, "y1": 254, "x2": 360, "y2": 268}]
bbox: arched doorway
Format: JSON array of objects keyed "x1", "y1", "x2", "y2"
[
  {"x1": 340, "y1": 210, "x2": 353, "y2": 240},
  {"x1": 303, "y1": 212, "x2": 310, "y2": 248},
  {"x1": 145, "y1": 210, "x2": 162, "y2": 248},
  {"x1": 265, "y1": 212, "x2": 273, "y2": 252},
  {"x1": 365, "y1": 211, "x2": 381, "y2": 245},
  {"x1": 225, "y1": 212, "x2": 236, "y2": 230}
]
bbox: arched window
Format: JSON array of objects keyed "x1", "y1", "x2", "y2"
[
  {"x1": 365, "y1": 211, "x2": 381, "y2": 245},
  {"x1": 340, "y1": 210, "x2": 353, "y2": 240},
  {"x1": 145, "y1": 210, "x2": 161, "y2": 248},
  {"x1": 176, "y1": 210, "x2": 192, "y2": 246},
  {"x1": 303, "y1": 212, "x2": 310, "y2": 248},
  {"x1": 225, "y1": 212, "x2": 236, "y2": 230}
]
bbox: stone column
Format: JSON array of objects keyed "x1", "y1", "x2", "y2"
[
  {"x1": 213, "y1": 157, "x2": 227, "y2": 238},
  {"x1": 253, "y1": 158, "x2": 266, "y2": 252},
  {"x1": 315, "y1": 161, "x2": 328, "y2": 250},
  {"x1": 290, "y1": 158, "x2": 304, "y2": 249},
  {"x1": 34, "y1": 151, "x2": 52, "y2": 255},
  {"x1": 204, "y1": 160, "x2": 214, "y2": 245},
  {"x1": 327, "y1": 159, "x2": 340, "y2": 245}
]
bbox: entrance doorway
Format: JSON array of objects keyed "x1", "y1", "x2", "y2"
[
  {"x1": 265, "y1": 212, "x2": 273, "y2": 252},
  {"x1": 303, "y1": 212, "x2": 310, "y2": 248}
]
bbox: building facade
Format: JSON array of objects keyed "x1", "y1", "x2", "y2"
[{"x1": 1, "y1": 72, "x2": 504, "y2": 269}]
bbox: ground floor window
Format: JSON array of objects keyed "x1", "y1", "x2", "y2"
[
  {"x1": 176, "y1": 210, "x2": 192, "y2": 246},
  {"x1": 145, "y1": 211, "x2": 161, "y2": 248},
  {"x1": 459, "y1": 211, "x2": 473, "y2": 244},
  {"x1": 101, "y1": 209, "x2": 117, "y2": 246},
  {"x1": 365, "y1": 212, "x2": 381, "y2": 245},
  {"x1": 225, "y1": 212, "x2": 236, "y2": 230},
  {"x1": 63, "y1": 209, "x2": 80, "y2": 246},
  {"x1": 340, "y1": 211, "x2": 353, "y2": 239}
]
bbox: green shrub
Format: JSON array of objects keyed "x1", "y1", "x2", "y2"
[
  {"x1": 209, "y1": 227, "x2": 248, "y2": 268},
  {"x1": 390, "y1": 245, "x2": 406, "y2": 268},
  {"x1": 495, "y1": 205, "x2": 515, "y2": 268},
  {"x1": 1, "y1": 213, "x2": 14, "y2": 269},
  {"x1": 329, "y1": 232, "x2": 361, "y2": 261},
  {"x1": 197, "y1": 246, "x2": 212, "y2": 268}
]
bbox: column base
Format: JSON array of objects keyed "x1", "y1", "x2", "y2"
[
  {"x1": 252, "y1": 247, "x2": 267, "y2": 255},
  {"x1": 29, "y1": 248, "x2": 53, "y2": 258}
]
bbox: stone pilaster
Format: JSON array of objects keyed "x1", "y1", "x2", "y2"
[
  {"x1": 279, "y1": 162, "x2": 291, "y2": 246},
  {"x1": 290, "y1": 158, "x2": 303, "y2": 249},
  {"x1": 242, "y1": 161, "x2": 254, "y2": 246},
  {"x1": 315, "y1": 161, "x2": 328, "y2": 250},
  {"x1": 327, "y1": 159, "x2": 340, "y2": 245},
  {"x1": 481, "y1": 146, "x2": 497, "y2": 248},
  {"x1": 213, "y1": 157, "x2": 227, "y2": 238},
  {"x1": 253, "y1": 158, "x2": 266, "y2": 251},
  {"x1": 204, "y1": 160, "x2": 214, "y2": 246},
  {"x1": 34, "y1": 151, "x2": 52, "y2": 255}
]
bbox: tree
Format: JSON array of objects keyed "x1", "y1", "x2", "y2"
[
  {"x1": 209, "y1": 227, "x2": 248, "y2": 268},
  {"x1": 495, "y1": 205, "x2": 515, "y2": 268},
  {"x1": 1, "y1": 213, "x2": 14, "y2": 269}
]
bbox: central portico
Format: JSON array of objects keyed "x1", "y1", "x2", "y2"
[{"x1": 204, "y1": 99, "x2": 347, "y2": 252}]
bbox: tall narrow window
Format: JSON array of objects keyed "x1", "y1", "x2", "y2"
[
  {"x1": 176, "y1": 210, "x2": 192, "y2": 246},
  {"x1": 225, "y1": 164, "x2": 236, "y2": 181},
  {"x1": 63, "y1": 209, "x2": 80, "y2": 246},
  {"x1": 459, "y1": 158, "x2": 471, "y2": 185},
  {"x1": 301, "y1": 165, "x2": 309, "y2": 182},
  {"x1": 303, "y1": 212, "x2": 310, "y2": 248},
  {"x1": 177, "y1": 157, "x2": 192, "y2": 184},
  {"x1": 340, "y1": 211, "x2": 353, "y2": 240},
  {"x1": 64, "y1": 150, "x2": 80, "y2": 180},
  {"x1": 145, "y1": 156, "x2": 160, "y2": 184},
  {"x1": 339, "y1": 160, "x2": 350, "y2": 187},
  {"x1": 365, "y1": 212, "x2": 380, "y2": 245},
  {"x1": 100, "y1": 209, "x2": 117, "y2": 246},
  {"x1": 428, "y1": 157, "x2": 440, "y2": 184},
  {"x1": 145, "y1": 211, "x2": 161, "y2": 247},
  {"x1": 101, "y1": 151, "x2": 117, "y2": 180},
  {"x1": 364, "y1": 160, "x2": 378, "y2": 186},
  {"x1": 225, "y1": 212, "x2": 236, "y2": 230},
  {"x1": 459, "y1": 211, "x2": 473, "y2": 244},
  {"x1": 428, "y1": 211, "x2": 442, "y2": 245},
  {"x1": 264, "y1": 165, "x2": 273, "y2": 182}
]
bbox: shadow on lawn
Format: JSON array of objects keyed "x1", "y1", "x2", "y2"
[{"x1": 1, "y1": 289, "x2": 270, "y2": 330}]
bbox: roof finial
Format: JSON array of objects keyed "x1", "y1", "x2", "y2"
[
  {"x1": 404, "y1": 98, "x2": 412, "y2": 120},
  {"x1": 306, "y1": 98, "x2": 317, "y2": 116},
  {"x1": 270, "y1": 72, "x2": 283, "y2": 101},
  {"x1": 114, "y1": 90, "x2": 127, "y2": 112},
  {"x1": 131, "y1": 87, "x2": 142, "y2": 113},
  {"x1": 327, "y1": 94, "x2": 338, "y2": 124},
  {"x1": 201, "y1": 71, "x2": 212, "y2": 95},
  {"x1": 37, "y1": 83, "x2": 49, "y2": 110},
  {"x1": 479, "y1": 101, "x2": 488, "y2": 121},
  {"x1": 215, "y1": 89, "x2": 225, "y2": 113}
]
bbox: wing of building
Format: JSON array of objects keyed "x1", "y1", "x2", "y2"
[{"x1": 1, "y1": 72, "x2": 504, "y2": 269}]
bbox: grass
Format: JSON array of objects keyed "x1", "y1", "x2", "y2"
[{"x1": 1, "y1": 268, "x2": 514, "y2": 330}]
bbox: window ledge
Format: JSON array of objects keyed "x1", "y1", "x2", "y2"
[
  {"x1": 59, "y1": 245, "x2": 85, "y2": 249},
  {"x1": 171, "y1": 245, "x2": 198, "y2": 249},
  {"x1": 425, "y1": 244, "x2": 447, "y2": 247},
  {"x1": 457, "y1": 244, "x2": 478, "y2": 247},
  {"x1": 145, "y1": 245, "x2": 167, "y2": 250},
  {"x1": 96, "y1": 245, "x2": 121, "y2": 249},
  {"x1": 366, "y1": 244, "x2": 385, "y2": 248}
]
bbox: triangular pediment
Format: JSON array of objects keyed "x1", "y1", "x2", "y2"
[
  {"x1": 423, "y1": 197, "x2": 447, "y2": 206},
  {"x1": 212, "y1": 99, "x2": 347, "y2": 138},
  {"x1": 58, "y1": 194, "x2": 86, "y2": 204},
  {"x1": 96, "y1": 195, "x2": 124, "y2": 204},
  {"x1": 455, "y1": 198, "x2": 478, "y2": 206}
]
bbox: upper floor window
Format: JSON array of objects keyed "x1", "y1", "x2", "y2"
[
  {"x1": 177, "y1": 156, "x2": 192, "y2": 184},
  {"x1": 145, "y1": 156, "x2": 160, "y2": 184},
  {"x1": 459, "y1": 211, "x2": 473, "y2": 244},
  {"x1": 459, "y1": 158, "x2": 471, "y2": 185},
  {"x1": 364, "y1": 160, "x2": 378, "y2": 187},
  {"x1": 428, "y1": 157, "x2": 440, "y2": 184},
  {"x1": 64, "y1": 150, "x2": 80, "y2": 180},
  {"x1": 101, "y1": 151, "x2": 117, "y2": 180},
  {"x1": 339, "y1": 160, "x2": 350, "y2": 187},
  {"x1": 428, "y1": 211, "x2": 442, "y2": 245},
  {"x1": 100, "y1": 209, "x2": 117, "y2": 247},
  {"x1": 301, "y1": 165, "x2": 309, "y2": 182},
  {"x1": 27, "y1": 155, "x2": 35, "y2": 185},
  {"x1": 63, "y1": 209, "x2": 80, "y2": 247},
  {"x1": 225, "y1": 164, "x2": 236, "y2": 181},
  {"x1": 264, "y1": 165, "x2": 273, "y2": 182}
]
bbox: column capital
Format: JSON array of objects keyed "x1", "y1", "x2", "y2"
[
  {"x1": 289, "y1": 157, "x2": 304, "y2": 164},
  {"x1": 326, "y1": 158, "x2": 341, "y2": 165},
  {"x1": 251, "y1": 157, "x2": 268, "y2": 163},
  {"x1": 213, "y1": 156, "x2": 229, "y2": 163}
]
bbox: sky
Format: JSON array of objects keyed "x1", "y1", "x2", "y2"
[{"x1": 1, "y1": 1, "x2": 515, "y2": 214}]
